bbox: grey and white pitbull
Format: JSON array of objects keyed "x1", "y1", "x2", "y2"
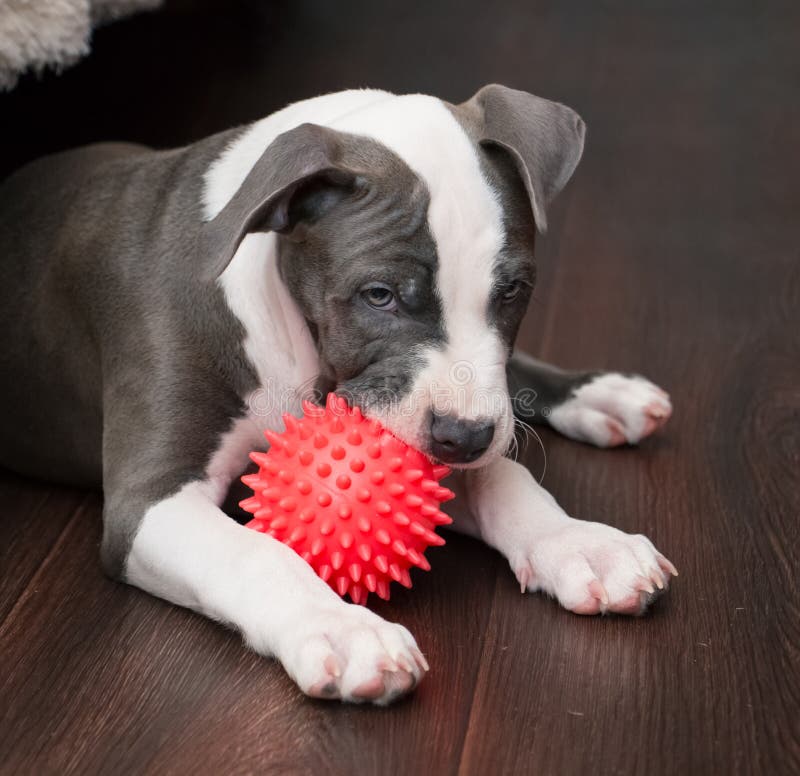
[{"x1": 0, "y1": 85, "x2": 676, "y2": 704}]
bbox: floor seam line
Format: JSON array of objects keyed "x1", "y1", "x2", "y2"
[
  {"x1": 0, "y1": 496, "x2": 93, "y2": 638},
  {"x1": 454, "y1": 562, "x2": 502, "y2": 776}
]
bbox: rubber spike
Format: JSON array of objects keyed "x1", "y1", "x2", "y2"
[{"x1": 282, "y1": 414, "x2": 299, "y2": 434}]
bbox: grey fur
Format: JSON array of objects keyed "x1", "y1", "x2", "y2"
[
  {"x1": 272, "y1": 132, "x2": 445, "y2": 416},
  {"x1": 0, "y1": 130, "x2": 260, "y2": 574},
  {"x1": 204, "y1": 123, "x2": 361, "y2": 278},
  {"x1": 506, "y1": 351, "x2": 598, "y2": 424},
  {"x1": 450, "y1": 84, "x2": 586, "y2": 233}
]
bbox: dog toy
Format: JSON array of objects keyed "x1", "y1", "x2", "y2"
[{"x1": 239, "y1": 394, "x2": 455, "y2": 604}]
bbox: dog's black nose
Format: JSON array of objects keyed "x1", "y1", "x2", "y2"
[{"x1": 429, "y1": 412, "x2": 495, "y2": 464}]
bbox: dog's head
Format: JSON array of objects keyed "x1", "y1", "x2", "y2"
[{"x1": 207, "y1": 86, "x2": 584, "y2": 467}]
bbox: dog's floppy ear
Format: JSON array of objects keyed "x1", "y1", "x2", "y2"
[
  {"x1": 463, "y1": 84, "x2": 586, "y2": 233},
  {"x1": 202, "y1": 122, "x2": 359, "y2": 277}
]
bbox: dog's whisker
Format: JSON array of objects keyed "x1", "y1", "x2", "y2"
[
  {"x1": 515, "y1": 418, "x2": 548, "y2": 483},
  {"x1": 506, "y1": 424, "x2": 521, "y2": 462},
  {"x1": 513, "y1": 417, "x2": 535, "y2": 454}
]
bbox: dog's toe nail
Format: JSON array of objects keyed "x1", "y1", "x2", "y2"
[
  {"x1": 324, "y1": 654, "x2": 342, "y2": 678},
  {"x1": 605, "y1": 420, "x2": 627, "y2": 446},
  {"x1": 411, "y1": 647, "x2": 430, "y2": 672},
  {"x1": 650, "y1": 569, "x2": 665, "y2": 590},
  {"x1": 516, "y1": 565, "x2": 532, "y2": 593},
  {"x1": 645, "y1": 401, "x2": 672, "y2": 422},
  {"x1": 658, "y1": 556, "x2": 679, "y2": 577},
  {"x1": 588, "y1": 579, "x2": 610, "y2": 606}
]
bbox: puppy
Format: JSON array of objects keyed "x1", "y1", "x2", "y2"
[{"x1": 0, "y1": 85, "x2": 675, "y2": 704}]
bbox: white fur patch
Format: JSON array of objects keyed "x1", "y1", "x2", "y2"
[
  {"x1": 217, "y1": 232, "x2": 320, "y2": 442},
  {"x1": 125, "y1": 477, "x2": 426, "y2": 703}
]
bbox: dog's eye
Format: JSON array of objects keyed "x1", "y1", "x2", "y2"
[
  {"x1": 361, "y1": 284, "x2": 397, "y2": 311},
  {"x1": 501, "y1": 281, "x2": 523, "y2": 303}
]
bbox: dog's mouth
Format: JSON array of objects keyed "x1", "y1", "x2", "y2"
[{"x1": 322, "y1": 378, "x2": 511, "y2": 470}]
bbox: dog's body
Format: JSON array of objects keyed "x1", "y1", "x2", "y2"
[{"x1": 0, "y1": 86, "x2": 675, "y2": 703}]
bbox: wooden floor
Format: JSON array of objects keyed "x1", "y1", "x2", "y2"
[{"x1": 1, "y1": 1, "x2": 799, "y2": 773}]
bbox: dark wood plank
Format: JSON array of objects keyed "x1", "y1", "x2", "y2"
[{"x1": 0, "y1": 471, "x2": 88, "y2": 624}]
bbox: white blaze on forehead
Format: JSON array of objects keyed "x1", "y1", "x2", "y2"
[{"x1": 331, "y1": 95, "x2": 505, "y2": 350}]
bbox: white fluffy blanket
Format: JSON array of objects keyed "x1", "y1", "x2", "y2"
[{"x1": 0, "y1": 0, "x2": 162, "y2": 90}]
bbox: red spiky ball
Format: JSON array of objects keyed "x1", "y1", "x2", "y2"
[{"x1": 239, "y1": 393, "x2": 455, "y2": 605}]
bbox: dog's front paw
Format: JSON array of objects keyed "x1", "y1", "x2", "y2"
[
  {"x1": 513, "y1": 520, "x2": 678, "y2": 615},
  {"x1": 548, "y1": 373, "x2": 672, "y2": 447},
  {"x1": 273, "y1": 602, "x2": 428, "y2": 705}
]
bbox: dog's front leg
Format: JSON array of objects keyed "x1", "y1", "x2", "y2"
[
  {"x1": 111, "y1": 479, "x2": 426, "y2": 704},
  {"x1": 447, "y1": 458, "x2": 678, "y2": 615},
  {"x1": 508, "y1": 350, "x2": 673, "y2": 447}
]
